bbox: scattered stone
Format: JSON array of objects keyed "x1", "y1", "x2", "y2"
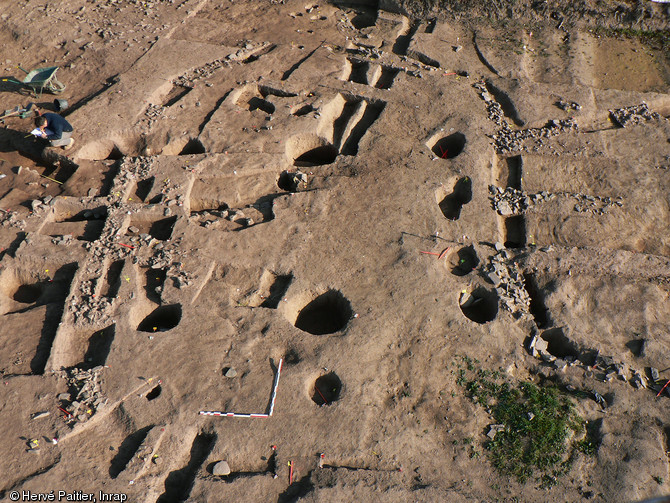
[
  {"x1": 459, "y1": 291, "x2": 476, "y2": 308},
  {"x1": 224, "y1": 367, "x2": 237, "y2": 378},
  {"x1": 52, "y1": 234, "x2": 74, "y2": 245},
  {"x1": 529, "y1": 333, "x2": 548, "y2": 358},
  {"x1": 592, "y1": 390, "x2": 607, "y2": 408},
  {"x1": 227, "y1": 210, "x2": 242, "y2": 221},
  {"x1": 631, "y1": 370, "x2": 647, "y2": 389},
  {"x1": 497, "y1": 200, "x2": 513, "y2": 216},
  {"x1": 213, "y1": 460, "x2": 231, "y2": 476},
  {"x1": 487, "y1": 424, "x2": 505, "y2": 439},
  {"x1": 279, "y1": 170, "x2": 307, "y2": 192},
  {"x1": 556, "y1": 100, "x2": 581, "y2": 112},
  {"x1": 487, "y1": 271, "x2": 501, "y2": 286},
  {"x1": 615, "y1": 363, "x2": 628, "y2": 382},
  {"x1": 31, "y1": 411, "x2": 50, "y2": 420}
]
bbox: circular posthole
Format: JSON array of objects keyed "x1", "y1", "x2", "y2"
[
  {"x1": 312, "y1": 372, "x2": 342, "y2": 406},
  {"x1": 293, "y1": 145, "x2": 338, "y2": 167},
  {"x1": 540, "y1": 328, "x2": 579, "y2": 359},
  {"x1": 459, "y1": 287, "x2": 498, "y2": 324},
  {"x1": 13, "y1": 283, "x2": 42, "y2": 303},
  {"x1": 449, "y1": 245, "x2": 479, "y2": 276},
  {"x1": 179, "y1": 138, "x2": 206, "y2": 155},
  {"x1": 146, "y1": 384, "x2": 161, "y2": 401},
  {"x1": 278, "y1": 170, "x2": 307, "y2": 192},
  {"x1": 431, "y1": 132, "x2": 466, "y2": 159},
  {"x1": 284, "y1": 348, "x2": 301, "y2": 365},
  {"x1": 137, "y1": 304, "x2": 182, "y2": 332},
  {"x1": 437, "y1": 177, "x2": 472, "y2": 220},
  {"x1": 292, "y1": 104, "x2": 315, "y2": 116},
  {"x1": 294, "y1": 290, "x2": 352, "y2": 335}
]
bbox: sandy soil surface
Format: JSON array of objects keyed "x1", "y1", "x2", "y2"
[{"x1": 0, "y1": 1, "x2": 669, "y2": 501}]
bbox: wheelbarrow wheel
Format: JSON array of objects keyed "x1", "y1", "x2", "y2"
[{"x1": 47, "y1": 78, "x2": 66, "y2": 94}]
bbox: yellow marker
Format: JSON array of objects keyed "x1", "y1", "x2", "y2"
[
  {"x1": 45, "y1": 269, "x2": 49, "y2": 273},
  {"x1": 40, "y1": 174, "x2": 63, "y2": 184}
]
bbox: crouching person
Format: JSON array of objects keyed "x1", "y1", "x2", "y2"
[{"x1": 34, "y1": 108, "x2": 74, "y2": 149}]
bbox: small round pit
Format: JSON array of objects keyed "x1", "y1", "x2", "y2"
[
  {"x1": 13, "y1": 283, "x2": 42, "y2": 303},
  {"x1": 137, "y1": 304, "x2": 182, "y2": 332},
  {"x1": 312, "y1": 372, "x2": 342, "y2": 406},
  {"x1": 449, "y1": 245, "x2": 479, "y2": 276},
  {"x1": 459, "y1": 287, "x2": 498, "y2": 324}
]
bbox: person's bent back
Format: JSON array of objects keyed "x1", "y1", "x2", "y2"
[{"x1": 34, "y1": 112, "x2": 74, "y2": 149}]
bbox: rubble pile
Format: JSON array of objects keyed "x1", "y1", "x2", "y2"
[
  {"x1": 69, "y1": 292, "x2": 115, "y2": 325},
  {"x1": 571, "y1": 193, "x2": 623, "y2": 215},
  {"x1": 474, "y1": 82, "x2": 578, "y2": 153},
  {"x1": 0, "y1": 209, "x2": 25, "y2": 229},
  {"x1": 528, "y1": 330, "x2": 670, "y2": 397},
  {"x1": 473, "y1": 82, "x2": 506, "y2": 126},
  {"x1": 485, "y1": 247, "x2": 532, "y2": 317},
  {"x1": 492, "y1": 119, "x2": 577, "y2": 154},
  {"x1": 489, "y1": 185, "x2": 622, "y2": 216},
  {"x1": 173, "y1": 59, "x2": 229, "y2": 87},
  {"x1": 609, "y1": 103, "x2": 662, "y2": 128},
  {"x1": 57, "y1": 366, "x2": 106, "y2": 426},
  {"x1": 167, "y1": 261, "x2": 192, "y2": 289},
  {"x1": 489, "y1": 186, "x2": 533, "y2": 215},
  {"x1": 143, "y1": 103, "x2": 166, "y2": 128}
]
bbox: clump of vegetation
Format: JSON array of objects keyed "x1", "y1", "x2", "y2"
[
  {"x1": 594, "y1": 26, "x2": 670, "y2": 52},
  {"x1": 454, "y1": 356, "x2": 598, "y2": 488}
]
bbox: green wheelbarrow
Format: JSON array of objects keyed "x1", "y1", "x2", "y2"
[{"x1": 1, "y1": 65, "x2": 66, "y2": 97}]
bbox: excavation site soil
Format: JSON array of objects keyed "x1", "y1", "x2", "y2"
[{"x1": 0, "y1": 0, "x2": 669, "y2": 501}]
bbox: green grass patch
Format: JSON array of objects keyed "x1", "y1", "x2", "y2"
[
  {"x1": 594, "y1": 27, "x2": 670, "y2": 52},
  {"x1": 455, "y1": 357, "x2": 597, "y2": 487}
]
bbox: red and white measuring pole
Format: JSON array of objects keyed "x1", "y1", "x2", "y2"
[{"x1": 199, "y1": 358, "x2": 284, "y2": 418}]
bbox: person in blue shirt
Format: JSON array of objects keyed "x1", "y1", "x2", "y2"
[{"x1": 34, "y1": 108, "x2": 74, "y2": 149}]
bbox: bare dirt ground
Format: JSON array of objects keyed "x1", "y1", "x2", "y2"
[{"x1": 0, "y1": 0, "x2": 669, "y2": 501}]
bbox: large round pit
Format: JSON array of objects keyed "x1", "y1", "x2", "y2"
[{"x1": 294, "y1": 290, "x2": 352, "y2": 335}]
